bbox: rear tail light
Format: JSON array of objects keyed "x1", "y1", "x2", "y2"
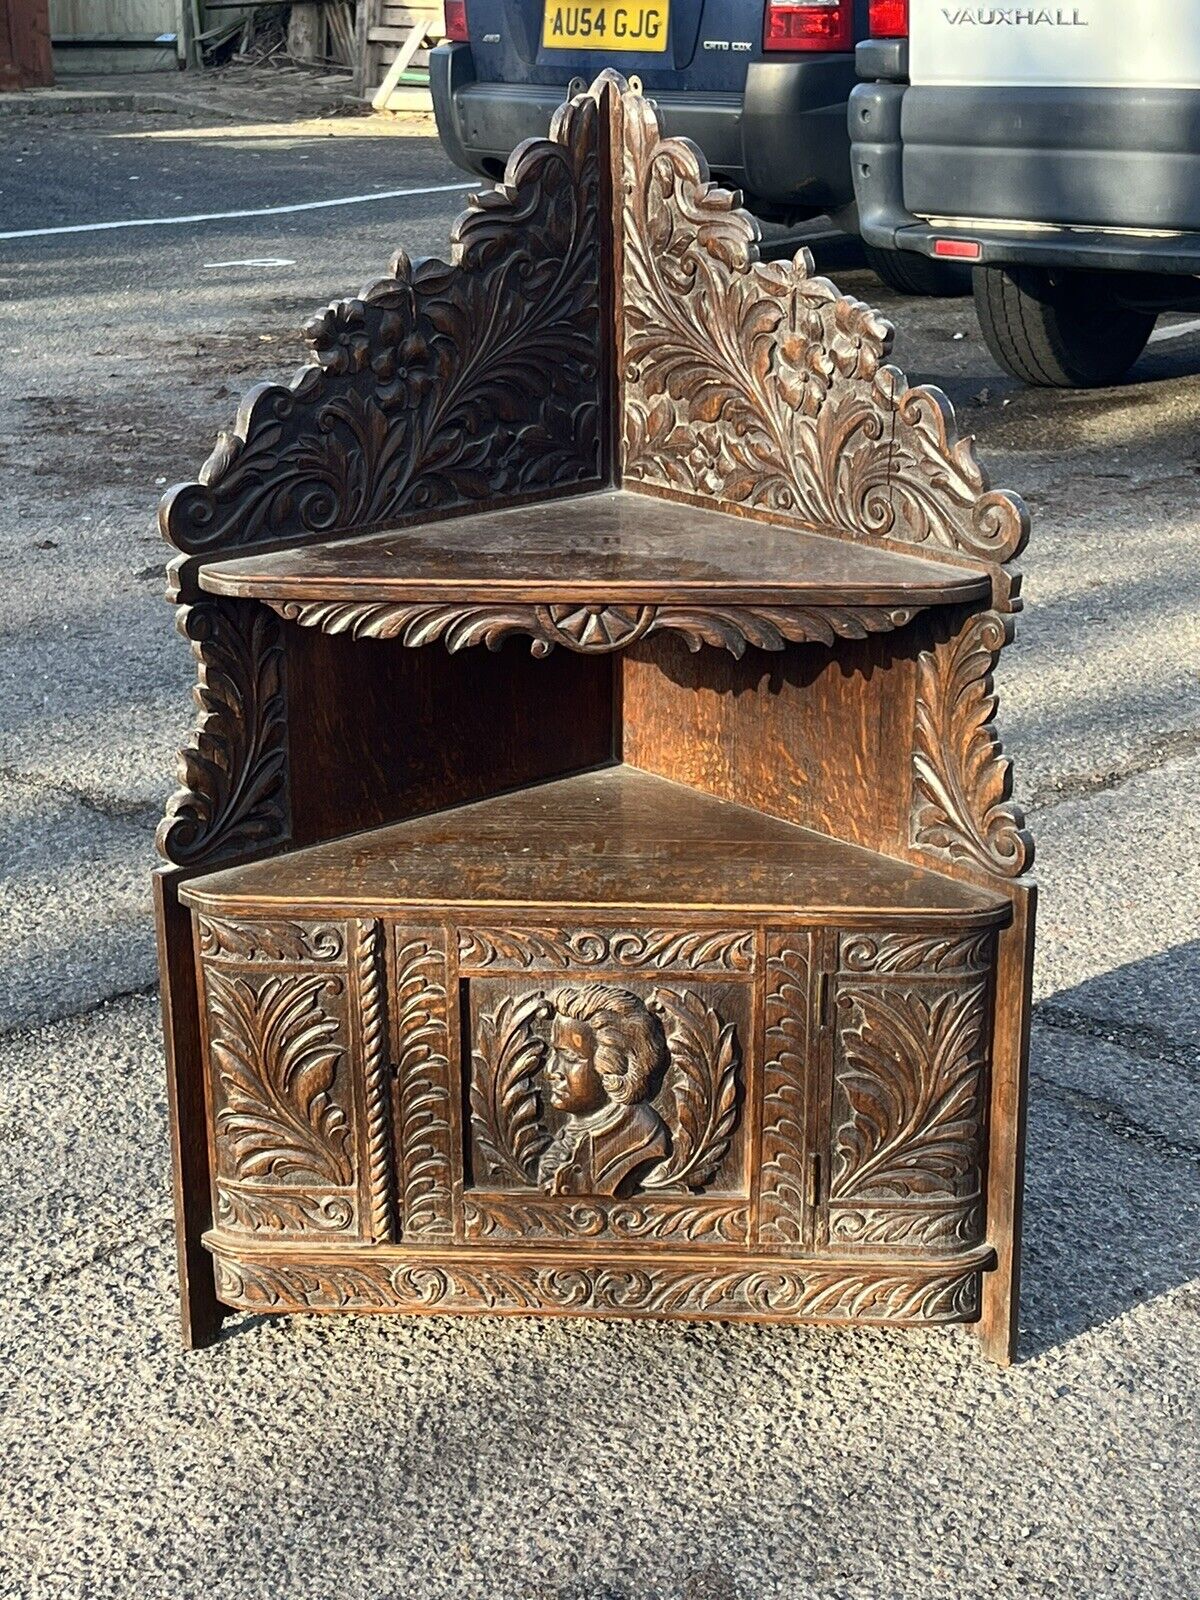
[
  {"x1": 444, "y1": 0, "x2": 469, "y2": 39},
  {"x1": 763, "y1": 0, "x2": 852, "y2": 52},
  {"x1": 868, "y1": 0, "x2": 908, "y2": 35}
]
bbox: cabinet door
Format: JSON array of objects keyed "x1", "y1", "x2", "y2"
[{"x1": 823, "y1": 930, "x2": 995, "y2": 1254}]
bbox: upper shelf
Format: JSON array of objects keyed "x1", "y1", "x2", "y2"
[{"x1": 198, "y1": 490, "x2": 990, "y2": 609}]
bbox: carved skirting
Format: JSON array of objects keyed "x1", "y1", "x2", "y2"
[
  {"x1": 911, "y1": 610, "x2": 1033, "y2": 879},
  {"x1": 457, "y1": 925, "x2": 755, "y2": 973},
  {"x1": 212, "y1": 1246, "x2": 984, "y2": 1324},
  {"x1": 157, "y1": 598, "x2": 290, "y2": 868},
  {"x1": 265, "y1": 598, "x2": 923, "y2": 659}
]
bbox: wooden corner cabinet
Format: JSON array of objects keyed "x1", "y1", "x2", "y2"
[{"x1": 154, "y1": 72, "x2": 1036, "y2": 1364}]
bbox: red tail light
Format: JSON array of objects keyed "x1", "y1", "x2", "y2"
[
  {"x1": 444, "y1": 0, "x2": 469, "y2": 39},
  {"x1": 868, "y1": 0, "x2": 908, "y2": 36},
  {"x1": 763, "y1": 0, "x2": 852, "y2": 52}
]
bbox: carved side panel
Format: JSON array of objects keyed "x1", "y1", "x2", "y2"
[
  {"x1": 758, "y1": 934, "x2": 812, "y2": 1249},
  {"x1": 201, "y1": 918, "x2": 359, "y2": 1238},
  {"x1": 161, "y1": 89, "x2": 605, "y2": 569},
  {"x1": 827, "y1": 930, "x2": 995, "y2": 1251},
  {"x1": 214, "y1": 1251, "x2": 982, "y2": 1325},
  {"x1": 158, "y1": 598, "x2": 290, "y2": 869},
  {"x1": 463, "y1": 961, "x2": 752, "y2": 1245},
  {"x1": 616, "y1": 78, "x2": 1027, "y2": 583},
  {"x1": 391, "y1": 930, "x2": 456, "y2": 1240},
  {"x1": 910, "y1": 610, "x2": 1034, "y2": 880}
]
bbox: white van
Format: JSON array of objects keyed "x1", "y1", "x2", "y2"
[{"x1": 849, "y1": 0, "x2": 1200, "y2": 385}]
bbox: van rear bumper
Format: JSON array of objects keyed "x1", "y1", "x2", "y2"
[
  {"x1": 432, "y1": 42, "x2": 856, "y2": 214},
  {"x1": 850, "y1": 82, "x2": 1200, "y2": 273}
]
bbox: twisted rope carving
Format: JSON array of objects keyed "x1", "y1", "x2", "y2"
[{"x1": 355, "y1": 919, "x2": 394, "y2": 1243}]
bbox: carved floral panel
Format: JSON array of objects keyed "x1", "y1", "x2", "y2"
[
  {"x1": 202, "y1": 924, "x2": 360, "y2": 1238},
  {"x1": 827, "y1": 932, "x2": 993, "y2": 1251}
]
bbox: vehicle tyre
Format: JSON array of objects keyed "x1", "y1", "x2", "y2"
[
  {"x1": 863, "y1": 243, "x2": 972, "y2": 298},
  {"x1": 973, "y1": 265, "x2": 1157, "y2": 388}
]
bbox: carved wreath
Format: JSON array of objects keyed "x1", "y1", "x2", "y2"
[{"x1": 470, "y1": 986, "x2": 739, "y2": 1194}]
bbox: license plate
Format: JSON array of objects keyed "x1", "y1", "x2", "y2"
[{"x1": 542, "y1": 0, "x2": 668, "y2": 52}]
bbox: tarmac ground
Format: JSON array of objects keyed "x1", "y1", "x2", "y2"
[{"x1": 1, "y1": 64, "x2": 1198, "y2": 1600}]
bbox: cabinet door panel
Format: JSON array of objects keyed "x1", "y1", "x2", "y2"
[{"x1": 826, "y1": 930, "x2": 994, "y2": 1252}]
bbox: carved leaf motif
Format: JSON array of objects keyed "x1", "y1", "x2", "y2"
[
  {"x1": 643, "y1": 987, "x2": 739, "y2": 1191},
  {"x1": 198, "y1": 916, "x2": 344, "y2": 964},
  {"x1": 161, "y1": 88, "x2": 604, "y2": 561},
  {"x1": 759, "y1": 939, "x2": 810, "y2": 1246},
  {"x1": 470, "y1": 992, "x2": 550, "y2": 1186},
  {"x1": 832, "y1": 983, "x2": 986, "y2": 1203},
  {"x1": 463, "y1": 1195, "x2": 749, "y2": 1243},
  {"x1": 215, "y1": 1184, "x2": 355, "y2": 1234},
  {"x1": 207, "y1": 967, "x2": 353, "y2": 1186},
  {"x1": 618, "y1": 84, "x2": 1027, "y2": 574},
  {"x1": 157, "y1": 598, "x2": 289, "y2": 867},
  {"x1": 457, "y1": 925, "x2": 755, "y2": 973},
  {"x1": 393, "y1": 935, "x2": 454, "y2": 1238},
  {"x1": 267, "y1": 597, "x2": 919, "y2": 659},
  {"x1": 839, "y1": 931, "x2": 995, "y2": 976},
  {"x1": 911, "y1": 611, "x2": 1033, "y2": 878}
]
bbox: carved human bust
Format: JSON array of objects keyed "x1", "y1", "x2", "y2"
[{"x1": 536, "y1": 983, "x2": 671, "y2": 1197}]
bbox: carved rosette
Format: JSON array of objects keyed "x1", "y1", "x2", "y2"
[
  {"x1": 265, "y1": 597, "x2": 921, "y2": 660},
  {"x1": 392, "y1": 932, "x2": 455, "y2": 1239},
  {"x1": 202, "y1": 923, "x2": 360, "y2": 1238},
  {"x1": 828, "y1": 932, "x2": 993, "y2": 1252},
  {"x1": 213, "y1": 1251, "x2": 983, "y2": 1324},
  {"x1": 615, "y1": 80, "x2": 1027, "y2": 586},
  {"x1": 157, "y1": 598, "x2": 289, "y2": 868},
  {"x1": 911, "y1": 610, "x2": 1034, "y2": 879},
  {"x1": 160, "y1": 89, "x2": 604, "y2": 566}
]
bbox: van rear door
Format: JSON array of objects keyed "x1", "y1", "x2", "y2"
[{"x1": 908, "y1": 1, "x2": 1191, "y2": 90}]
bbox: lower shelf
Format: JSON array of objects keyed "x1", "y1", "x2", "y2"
[{"x1": 209, "y1": 1237, "x2": 994, "y2": 1327}]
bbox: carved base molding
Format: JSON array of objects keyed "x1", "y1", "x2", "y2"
[
  {"x1": 265, "y1": 598, "x2": 923, "y2": 659},
  {"x1": 210, "y1": 1239, "x2": 989, "y2": 1324}
]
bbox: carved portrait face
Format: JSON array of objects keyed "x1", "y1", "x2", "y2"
[{"x1": 545, "y1": 1015, "x2": 607, "y2": 1115}]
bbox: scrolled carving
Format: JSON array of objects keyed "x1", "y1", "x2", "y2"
[
  {"x1": 266, "y1": 597, "x2": 921, "y2": 659},
  {"x1": 457, "y1": 925, "x2": 755, "y2": 973},
  {"x1": 213, "y1": 1250, "x2": 982, "y2": 1324},
  {"x1": 160, "y1": 89, "x2": 604, "y2": 561},
  {"x1": 215, "y1": 1183, "x2": 355, "y2": 1234},
  {"x1": 829, "y1": 1202, "x2": 984, "y2": 1249},
  {"x1": 838, "y1": 931, "x2": 996, "y2": 977},
  {"x1": 617, "y1": 80, "x2": 1027, "y2": 576},
  {"x1": 157, "y1": 598, "x2": 289, "y2": 868},
  {"x1": 911, "y1": 610, "x2": 1033, "y2": 878},
  {"x1": 463, "y1": 1195, "x2": 749, "y2": 1244},
  {"x1": 393, "y1": 933, "x2": 455, "y2": 1238},
  {"x1": 206, "y1": 966, "x2": 354, "y2": 1188},
  {"x1": 197, "y1": 916, "x2": 344, "y2": 965}
]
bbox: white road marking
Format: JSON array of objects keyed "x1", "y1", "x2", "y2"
[
  {"x1": 0, "y1": 182, "x2": 475, "y2": 242},
  {"x1": 202, "y1": 258, "x2": 297, "y2": 268},
  {"x1": 1149, "y1": 316, "x2": 1200, "y2": 344}
]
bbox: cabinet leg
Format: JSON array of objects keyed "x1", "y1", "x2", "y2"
[{"x1": 154, "y1": 869, "x2": 225, "y2": 1349}]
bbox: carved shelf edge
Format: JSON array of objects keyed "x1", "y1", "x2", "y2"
[
  {"x1": 210, "y1": 1240, "x2": 992, "y2": 1323},
  {"x1": 263, "y1": 598, "x2": 925, "y2": 658}
]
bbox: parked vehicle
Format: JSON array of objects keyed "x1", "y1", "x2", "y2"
[
  {"x1": 432, "y1": 0, "x2": 953, "y2": 292},
  {"x1": 851, "y1": 0, "x2": 1200, "y2": 385}
]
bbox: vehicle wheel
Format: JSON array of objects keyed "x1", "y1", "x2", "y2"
[
  {"x1": 973, "y1": 265, "x2": 1157, "y2": 388},
  {"x1": 863, "y1": 243, "x2": 971, "y2": 298}
]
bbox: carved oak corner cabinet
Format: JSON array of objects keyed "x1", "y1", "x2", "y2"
[{"x1": 154, "y1": 71, "x2": 1036, "y2": 1364}]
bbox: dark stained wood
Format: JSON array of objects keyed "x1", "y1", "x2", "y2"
[
  {"x1": 154, "y1": 70, "x2": 1035, "y2": 1363},
  {"x1": 198, "y1": 490, "x2": 991, "y2": 607},
  {"x1": 180, "y1": 766, "x2": 1011, "y2": 923},
  {"x1": 1, "y1": 0, "x2": 52, "y2": 90},
  {"x1": 153, "y1": 869, "x2": 225, "y2": 1348}
]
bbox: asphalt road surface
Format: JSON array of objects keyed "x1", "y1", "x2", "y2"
[{"x1": 1, "y1": 73, "x2": 1198, "y2": 1600}]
